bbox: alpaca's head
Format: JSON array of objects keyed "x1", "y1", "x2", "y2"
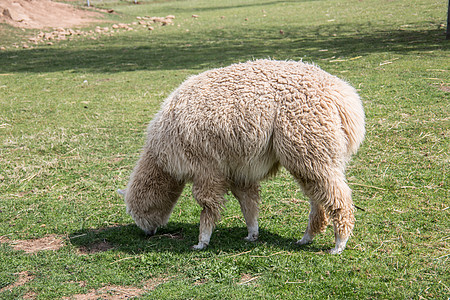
[
  {"x1": 126, "y1": 207, "x2": 160, "y2": 236},
  {"x1": 119, "y1": 186, "x2": 177, "y2": 236},
  {"x1": 120, "y1": 147, "x2": 185, "y2": 237}
]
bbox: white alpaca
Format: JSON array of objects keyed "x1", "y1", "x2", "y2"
[{"x1": 121, "y1": 60, "x2": 365, "y2": 254}]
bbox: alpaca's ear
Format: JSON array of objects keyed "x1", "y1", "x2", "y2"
[{"x1": 117, "y1": 189, "x2": 127, "y2": 197}]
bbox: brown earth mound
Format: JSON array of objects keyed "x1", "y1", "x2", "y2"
[{"x1": 0, "y1": 0, "x2": 103, "y2": 29}]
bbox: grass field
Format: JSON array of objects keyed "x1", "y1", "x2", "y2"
[{"x1": 0, "y1": 0, "x2": 449, "y2": 298}]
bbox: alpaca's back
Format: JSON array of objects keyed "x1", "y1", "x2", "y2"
[{"x1": 149, "y1": 59, "x2": 364, "y2": 182}]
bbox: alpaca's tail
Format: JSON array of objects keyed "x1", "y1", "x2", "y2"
[{"x1": 335, "y1": 85, "x2": 365, "y2": 156}]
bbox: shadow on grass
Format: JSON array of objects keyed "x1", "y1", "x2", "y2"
[
  {"x1": 97, "y1": 0, "x2": 320, "y2": 13},
  {"x1": 0, "y1": 23, "x2": 446, "y2": 74},
  {"x1": 169, "y1": 0, "x2": 317, "y2": 13},
  {"x1": 68, "y1": 222, "x2": 330, "y2": 254}
]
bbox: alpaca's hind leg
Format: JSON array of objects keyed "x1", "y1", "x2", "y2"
[
  {"x1": 327, "y1": 179, "x2": 354, "y2": 254},
  {"x1": 297, "y1": 201, "x2": 329, "y2": 245},
  {"x1": 231, "y1": 183, "x2": 260, "y2": 242},
  {"x1": 300, "y1": 176, "x2": 354, "y2": 254},
  {"x1": 328, "y1": 193, "x2": 355, "y2": 254},
  {"x1": 191, "y1": 177, "x2": 228, "y2": 250}
]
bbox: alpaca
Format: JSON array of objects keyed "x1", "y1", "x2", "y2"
[{"x1": 122, "y1": 59, "x2": 365, "y2": 254}]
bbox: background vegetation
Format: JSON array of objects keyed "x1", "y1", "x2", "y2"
[{"x1": 0, "y1": 0, "x2": 448, "y2": 298}]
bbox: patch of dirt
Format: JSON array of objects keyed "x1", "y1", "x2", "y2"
[
  {"x1": 23, "y1": 291, "x2": 37, "y2": 299},
  {"x1": 65, "y1": 276, "x2": 171, "y2": 300},
  {"x1": 142, "y1": 276, "x2": 171, "y2": 290},
  {"x1": 193, "y1": 278, "x2": 208, "y2": 285},
  {"x1": 0, "y1": 271, "x2": 34, "y2": 293},
  {"x1": 156, "y1": 232, "x2": 184, "y2": 240},
  {"x1": 0, "y1": 0, "x2": 103, "y2": 29},
  {"x1": 1, "y1": 14, "x2": 176, "y2": 49},
  {"x1": 237, "y1": 273, "x2": 260, "y2": 285},
  {"x1": 440, "y1": 85, "x2": 450, "y2": 92},
  {"x1": 0, "y1": 234, "x2": 65, "y2": 253},
  {"x1": 78, "y1": 240, "x2": 114, "y2": 254},
  {"x1": 67, "y1": 285, "x2": 144, "y2": 300}
]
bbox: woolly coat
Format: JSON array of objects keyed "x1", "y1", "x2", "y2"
[
  {"x1": 125, "y1": 59, "x2": 365, "y2": 253},
  {"x1": 143, "y1": 59, "x2": 364, "y2": 185}
]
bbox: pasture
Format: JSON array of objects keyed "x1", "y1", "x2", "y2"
[{"x1": 0, "y1": 0, "x2": 448, "y2": 298}]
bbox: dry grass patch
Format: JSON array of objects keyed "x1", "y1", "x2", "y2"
[
  {"x1": 439, "y1": 85, "x2": 450, "y2": 93},
  {"x1": 23, "y1": 291, "x2": 38, "y2": 299},
  {"x1": 65, "y1": 285, "x2": 144, "y2": 300},
  {"x1": 237, "y1": 274, "x2": 260, "y2": 286},
  {"x1": 64, "y1": 276, "x2": 171, "y2": 299},
  {"x1": 0, "y1": 271, "x2": 34, "y2": 293},
  {"x1": 0, "y1": 234, "x2": 65, "y2": 253},
  {"x1": 78, "y1": 240, "x2": 115, "y2": 254},
  {"x1": 142, "y1": 275, "x2": 172, "y2": 290}
]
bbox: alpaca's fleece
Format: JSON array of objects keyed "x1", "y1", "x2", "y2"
[{"x1": 124, "y1": 59, "x2": 365, "y2": 254}]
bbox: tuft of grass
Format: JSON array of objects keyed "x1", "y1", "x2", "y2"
[{"x1": 1, "y1": 0, "x2": 449, "y2": 299}]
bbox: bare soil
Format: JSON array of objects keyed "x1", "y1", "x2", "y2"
[
  {"x1": 64, "y1": 276, "x2": 171, "y2": 299},
  {"x1": 78, "y1": 240, "x2": 115, "y2": 254},
  {"x1": 67, "y1": 285, "x2": 145, "y2": 300},
  {"x1": 0, "y1": 0, "x2": 104, "y2": 29},
  {"x1": 0, "y1": 271, "x2": 34, "y2": 293},
  {"x1": 0, "y1": 234, "x2": 65, "y2": 253}
]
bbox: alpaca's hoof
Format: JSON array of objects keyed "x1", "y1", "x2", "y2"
[
  {"x1": 144, "y1": 228, "x2": 157, "y2": 237},
  {"x1": 191, "y1": 242, "x2": 208, "y2": 250},
  {"x1": 296, "y1": 235, "x2": 313, "y2": 245},
  {"x1": 244, "y1": 234, "x2": 258, "y2": 242},
  {"x1": 328, "y1": 235, "x2": 348, "y2": 254},
  {"x1": 328, "y1": 247, "x2": 344, "y2": 254},
  {"x1": 296, "y1": 239, "x2": 312, "y2": 246}
]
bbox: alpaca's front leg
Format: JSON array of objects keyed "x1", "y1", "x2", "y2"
[
  {"x1": 297, "y1": 202, "x2": 329, "y2": 245},
  {"x1": 192, "y1": 207, "x2": 215, "y2": 250},
  {"x1": 192, "y1": 176, "x2": 228, "y2": 250}
]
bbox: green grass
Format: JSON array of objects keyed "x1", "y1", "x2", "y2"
[{"x1": 0, "y1": 0, "x2": 449, "y2": 298}]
